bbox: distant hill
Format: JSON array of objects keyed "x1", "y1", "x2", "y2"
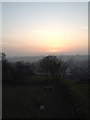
[
  {"x1": 7, "y1": 55, "x2": 88, "y2": 63},
  {"x1": 7, "y1": 56, "x2": 44, "y2": 63}
]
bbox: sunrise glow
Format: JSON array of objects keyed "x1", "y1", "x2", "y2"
[{"x1": 2, "y1": 2, "x2": 88, "y2": 56}]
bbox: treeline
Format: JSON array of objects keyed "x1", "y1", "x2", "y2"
[
  {"x1": 2, "y1": 53, "x2": 35, "y2": 84},
  {"x1": 2, "y1": 53, "x2": 88, "y2": 84}
]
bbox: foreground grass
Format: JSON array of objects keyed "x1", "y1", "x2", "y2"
[
  {"x1": 2, "y1": 75, "x2": 88, "y2": 118},
  {"x1": 60, "y1": 79, "x2": 88, "y2": 117},
  {"x1": 3, "y1": 83, "x2": 60, "y2": 118}
]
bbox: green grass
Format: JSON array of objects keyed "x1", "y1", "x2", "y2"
[
  {"x1": 3, "y1": 75, "x2": 88, "y2": 118},
  {"x1": 31, "y1": 75, "x2": 46, "y2": 81},
  {"x1": 2, "y1": 84, "x2": 57, "y2": 118},
  {"x1": 60, "y1": 79, "x2": 88, "y2": 117}
]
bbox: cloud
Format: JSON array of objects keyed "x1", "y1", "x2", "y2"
[{"x1": 81, "y1": 26, "x2": 88, "y2": 30}]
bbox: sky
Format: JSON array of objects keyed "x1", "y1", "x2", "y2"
[{"x1": 2, "y1": 2, "x2": 88, "y2": 57}]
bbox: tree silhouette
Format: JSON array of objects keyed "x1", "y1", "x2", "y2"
[
  {"x1": 12, "y1": 61, "x2": 34, "y2": 83},
  {"x1": 2, "y1": 53, "x2": 9, "y2": 83},
  {"x1": 58, "y1": 57, "x2": 72, "y2": 79},
  {"x1": 2, "y1": 53, "x2": 35, "y2": 84},
  {"x1": 39, "y1": 55, "x2": 59, "y2": 77},
  {"x1": 39, "y1": 55, "x2": 72, "y2": 80}
]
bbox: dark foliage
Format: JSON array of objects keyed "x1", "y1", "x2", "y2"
[
  {"x1": 2, "y1": 53, "x2": 34, "y2": 83},
  {"x1": 39, "y1": 55, "x2": 72, "y2": 79}
]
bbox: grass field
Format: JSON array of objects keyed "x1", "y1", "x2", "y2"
[
  {"x1": 3, "y1": 83, "x2": 62, "y2": 118},
  {"x1": 2, "y1": 76, "x2": 88, "y2": 118},
  {"x1": 60, "y1": 79, "x2": 88, "y2": 117}
]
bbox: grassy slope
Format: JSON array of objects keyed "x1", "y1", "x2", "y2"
[
  {"x1": 3, "y1": 83, "x2": 60, "y2": 118},
  {"x1": 2, "y1": 75, "x2": 88, "y2": 118},
  {"x1": 60, "y1": 79, "x2": 88, "y2": 117}
]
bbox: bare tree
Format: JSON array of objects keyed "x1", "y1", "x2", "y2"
[
  {"x1": 39, "y1": 55, "x2": 59, "y2": 77},
  {"x1": 39, "y1": 55, "x2": 72, "y2": 80}
]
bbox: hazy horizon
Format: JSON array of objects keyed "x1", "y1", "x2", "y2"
[
  {"x1": 7, "y1": 54, "x2": 88, "y2": 58},
  {"x1": 2, "y1": 2, "x2": 88, "y2": 57}
]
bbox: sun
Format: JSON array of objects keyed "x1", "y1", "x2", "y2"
[
  {"x1": 49, "y1": 49, "x2": 58, "y2": 53},
  {"x1": 48, "y1": 44, "x2": 60, "y2": 53}
]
